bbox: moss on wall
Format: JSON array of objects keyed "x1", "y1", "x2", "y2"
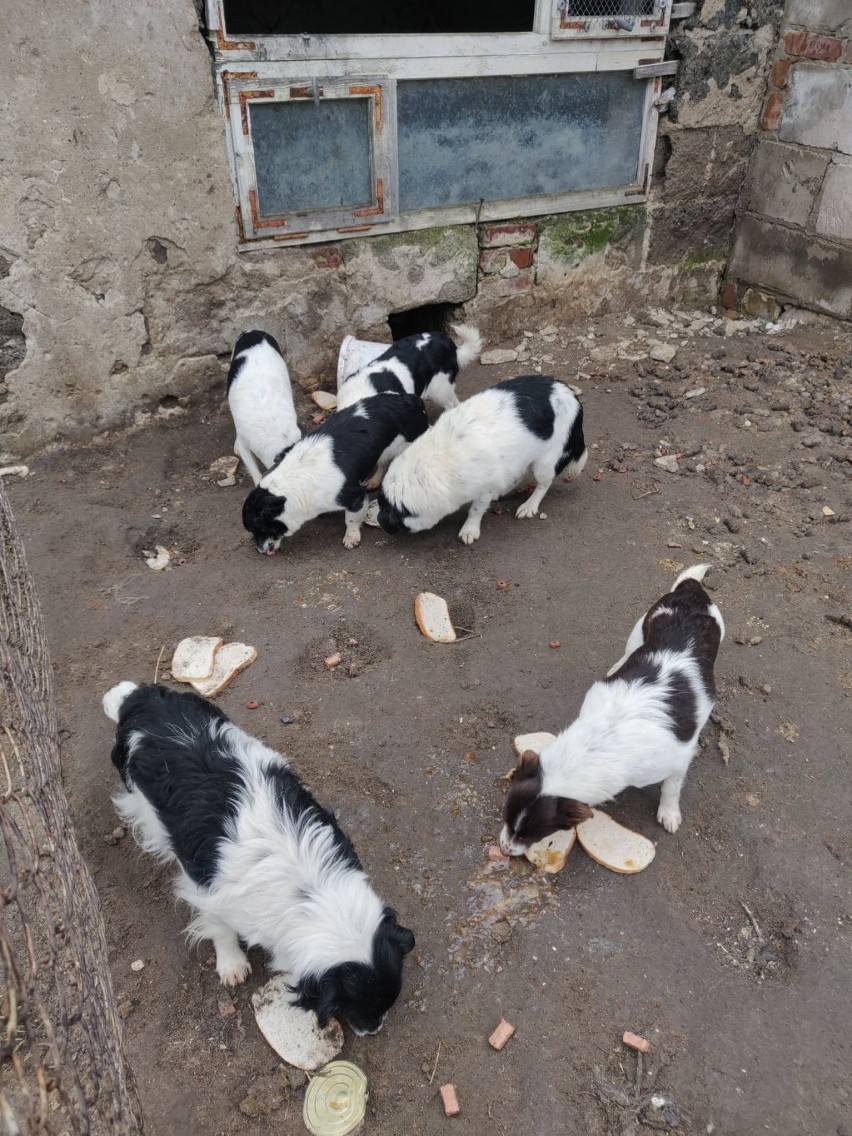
[{"x1": 538, "y1": 206, "x2": 646, "y2": 266}]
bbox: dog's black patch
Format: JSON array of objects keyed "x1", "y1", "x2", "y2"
[
  {"x1": 495, "y1": 375, "x2": 557, "y2": 440},
  {"x1": 664, "y1": 669, "x2": 699, "y2": 742},
  {"x1": 110, "y1": 684, "x2": 240, "y2": 887},
  {"x1": 227, "y1": 330, "x2": 283, "y2": 392},
  {"x1": 364, "y1": 369, "x2": 407, "y2": 396},
  {"x1": 605, "y1": 652, "x2": 662, "y2": 686},
  {"x1": 326, "y1": 394, "x2": 428, "y2": 509},
  {"x1": 262, "y1": 765, "x2": 362, "y2": 872},
  {"x1": 555, "y1": 402, "x2": 587, "y2": 474},
  {"x1": 365, "y1": 332, "x2": 460, "y2": 399},
  {"x1": 643, "y1": 579, "x2": 722, "y2": 698}
]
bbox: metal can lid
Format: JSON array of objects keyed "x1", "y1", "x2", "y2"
[{"x1": 303, "y1": 1061, "x2": 368, "y2": 1136}]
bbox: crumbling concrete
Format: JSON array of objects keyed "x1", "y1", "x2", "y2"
[
  {"x1": 0, "y1": 0, "x2": 802, "y2": 456},
  {"x1": 726, "y1": 1, "x2": 852, "y2": 320}
]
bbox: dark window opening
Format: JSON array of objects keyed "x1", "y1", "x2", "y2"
[
  {"x1": 222, "y1": 0, "x2": 535, "y2": 36},
  {"x1": 388, "y1": 303, "x2": 461, "y2": 341}
]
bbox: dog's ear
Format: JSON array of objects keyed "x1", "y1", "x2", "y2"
[
  {"x1": 292, "y1": 971, "x2": 340, "y2": 1028},
  {"x1": 381, "y1": 908, "x2": 416, "y2": 956},
  {"x1": 515, "y1": 750, "x2": 542, "y2": 782},
  {"x1": 554, "y1": 797, "x2": 594, "y2": 828}
]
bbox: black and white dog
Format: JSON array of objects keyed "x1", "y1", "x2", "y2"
[
  {"x1": 336, "y1": 325, "x2": 482, "y2": 412},
  {"x1": 499, "y1": 565, "x2": 725, "y2": 856},
  {"x1": 227, "y1": 330, "x2": 301, "y2": 486},
  {"x1": 377, "y1": 376, "x2": 587, "y2": 544},
  {"x1": 242, "y1": 393, "x2": 428, "y2": 553},
  {"x1": 103, "y1": 682, "x2": 415, "y2": 1035}
]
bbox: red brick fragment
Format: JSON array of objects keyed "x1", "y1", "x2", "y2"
[
  {"x1": 760, "y1": 92, "x2": 784, "y2": 131},
  {"x1": 623, "y1": 1031, "x2": 650, "y2": 1054},
  {"x1": 769, "y1": 58, "x2": 792, "y2": 89},
  {"x1": 439, "y1": 1084, "x2": 460, "y2": 1117},
  {"x1": 509, "y1": 247, "x2": 535, "y2": 269},
  {"x1": 784, "y1": 30, "x2": 841, "y2": 62}
]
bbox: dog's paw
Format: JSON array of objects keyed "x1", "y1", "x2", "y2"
[
  {"x1": 657, "y1": 805, "x2": 682, "y2": 834},
  {"x1": 343, "y1": 530, "x2": 362, "y2": 550},
  {"x1": 515, "y1": 501, "x2": 539, "y2": 520},
  {"x1": 458, "y1": 525, "x2": 481, "y2": 545},
  {"x1": 217, "y1": 952, "x2": 252, "y2": 988},
  {"x1": 360, "y1": 472, "x2": 382, "y2": 491}
]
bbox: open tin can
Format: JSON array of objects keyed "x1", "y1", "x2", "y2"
[{"x1": 303, "y1": 1060, "x2": 368, "y2": 1135}]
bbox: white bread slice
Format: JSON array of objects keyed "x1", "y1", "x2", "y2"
[
  {"x1": 311, "y1": 390, "x2": 338, "y2": 411},
  {"x1": 414, "y1": 593, "x2": 456, "y2": 643},
  {"x1": 513, "y1": 731, "x2": 557, "y2": 758},
  {"x1": 190, "y1": 642, "x2": 257, "y2": 698},
  {"x1": 252, "y1": 975, "x2": 343, "y2": 1071},
  {"x1": 171, "y1": 636, "x2": 223, "y2": 683},
  {"x1": 576, "y1": 809, "x2": 656, "y2": 874},
  {"x1": 525, "y1": 827, "x2": 577, "y2": 873}
]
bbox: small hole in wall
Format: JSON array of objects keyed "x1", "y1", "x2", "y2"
[
  {"x1": 387, "y1": 302, "x2": 462, "y2": 341},
  {"x1": 159, "y1": 395, "x2": 179, "y2": 410}
]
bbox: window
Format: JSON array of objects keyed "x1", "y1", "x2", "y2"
[{"x1": 209, "y1": 0, "x2": 672, "y2": 245}]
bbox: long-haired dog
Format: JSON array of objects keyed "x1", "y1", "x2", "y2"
[
  {"x1": 103, "y1": 682, "x2": 415, "y2": 1034},
  {"x1": 242, "y1": 392, "x2": 428, "y2": 553},
  {"x1": 336, "y1": 324, "x2": 482, "y2": 413},
  {"x1": 500, "y1": 565, "x2": 724, "y2": 856},
  {"x1": 377, "y1": 376, "x2": 587, "y2": 545},
  {"x1": 227, "y1": 330, "x2": 301, "y2": 485}
]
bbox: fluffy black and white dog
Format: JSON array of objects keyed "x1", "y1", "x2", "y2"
[
  {"x1": 227, "y1": 330, "x2": 301, "y2": 486},
  {"x1": 336, "y1": 324, "x2": 482, "y2": 412},
  {"x1": 103, "y1": 681, "x2": 415, "y2": 1034},
  {"x1": 242, "y1": 392, "x2": 428, "y2": 553},
  {"x1": 499, "y1": 565, "x2": 725, "y2": 856},
  {"x1": 377, "y1": 375, "x2": 587, "y2": 544}
]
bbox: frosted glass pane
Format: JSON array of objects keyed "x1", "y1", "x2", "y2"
[
  {"x1": 252, "y1": 100, "x2": 372, "y2": 216},
  {"x1": 397, "y1": 73, "x2": 644, "y2": 211}
]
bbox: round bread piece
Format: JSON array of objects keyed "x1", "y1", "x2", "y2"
[
  {"x1": 576, "y1": 809, "x2": 656, "y2": 874},
  {"x1": 252, "y1": 975, "x2": 344, "y2": 1072},
  {"x1": 414, "y1": 592, "x2": 456, "y2": 643},
  {"x1": 513, "y1": 731, "x2": 557, "y2": 758},
  {"x1": 311, "y1": 390, "x2": 338, "y2": 411},
  {"x1": 525, "y1": 827, "x2": 577, "y2": 873}
]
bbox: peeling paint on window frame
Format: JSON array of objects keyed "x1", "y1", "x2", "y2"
[{"x1": 208, "y1": 0, "x2": 671, "y2": 248}]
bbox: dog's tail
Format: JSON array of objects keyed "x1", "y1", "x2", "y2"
[
  {"x1": 450, "y1": 323, "x2": 482, "y2": 370},
  {"x1": 672, "y1": 563, "x2": 712, "y2": 591},
  {"x1": 103, "y1": 681, "x2": 139, "y2": 723}
]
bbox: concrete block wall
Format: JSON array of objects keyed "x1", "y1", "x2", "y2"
[{"x1": 727, "y1": 0, "x2": 852, "y2": 320}]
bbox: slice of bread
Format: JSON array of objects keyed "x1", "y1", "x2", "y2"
[
  {"x1": 414, "y1": 592, "x2": 456, "y2": 643},
  {"x1": 576, "y1": 809, "x2": 656, "y2": 874},
  {"x1": 311, "y1": 390, "x2": 338, "y2": 411},
  {"x1": 252, "y1": 975, "x2": 343, "y2": 1071},
  {"x1": 171, "y1": 636, "x2": 223, "y2": 683},
  {"x1": 190, "y1": 643, "x2": 257, "y2": 698},
  {"x1": 513, "y1": 731, "x2": 557, "y2": 758},
  {"x1": 525, "y1": 827, "x2": 577, "y2": 874}
]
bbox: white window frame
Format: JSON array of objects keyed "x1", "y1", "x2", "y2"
[{"x1": 207, "y1": 0, "x2": 671, "y2": 248}]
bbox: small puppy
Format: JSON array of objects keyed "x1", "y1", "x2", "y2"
[
  {"x1": 377, "y1": 375, "x2": 587, "y2": 544},
  {"x1": 336, "y1": 324, "x2": 482, "y2": 413},
  {"x1": 227, "y1": 330, "x2": 301, "y2": 485},
  {"x1": 242, "y1": 392, "x2": 428, "y2": 553},
  {"x1": 103, "y1": 682, "x2": 415, "y2": 1034},
  {"x1": 499, "y1": 565, "x2": 724, "y2": 856}
]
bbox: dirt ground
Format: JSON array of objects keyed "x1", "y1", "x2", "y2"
[{"x1": 6, "y1": 307, "x2": 851, "y2": 1136}]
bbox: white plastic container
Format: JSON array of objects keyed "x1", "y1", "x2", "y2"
[{"x1": 336, "y1": 335, "x2": 388, "y2": 390}]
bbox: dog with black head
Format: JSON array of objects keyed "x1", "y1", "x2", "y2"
[
  {"x1": 242, "y1": 392, "x2": 428, "y2": 553},
  {"x1": 500, "y1": 565, "x2": 724, "y2": 856},
  {"x1": 336, "y1": 324, "x2": 481, "y2": 413},
  {"x1": 103, "y1": 681, "x2": 415, "y2": 1035}
]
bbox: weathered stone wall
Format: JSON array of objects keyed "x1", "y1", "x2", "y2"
[
  {"x1": 1, "y1": 0, "x2": 782, "y2": 455},
  {"x1": 727, "y1": 0, "x2": 852, "y2": 319}
]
